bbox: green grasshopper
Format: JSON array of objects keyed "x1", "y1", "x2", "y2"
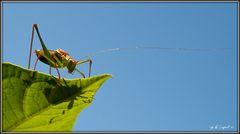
[
  {"x1": 28, "y1": 24, "x2": 230, "y2": 81},
  {"x1": 28, "y1": 24, "x2": 92, "y2": 80}
]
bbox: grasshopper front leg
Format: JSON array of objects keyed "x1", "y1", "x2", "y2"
[
  {"x1": 74, "y1": 68, "x2": 86, "y2": 78},
  {"x1": 77, "y1": 59, "x2": 92, "y2": 77}
]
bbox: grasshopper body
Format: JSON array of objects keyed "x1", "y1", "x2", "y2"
[
  {"x1": 35, "y1": 49, "x2": 77, "y2": 73},
  {"x1": 28, "y1": 24, "x2": 92, "y2": 80}
]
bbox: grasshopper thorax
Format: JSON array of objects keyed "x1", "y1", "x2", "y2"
[{"x1": 55, "y1": 49, "x2": 77, "y2": 73}]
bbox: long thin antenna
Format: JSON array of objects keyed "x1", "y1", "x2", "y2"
[
  {"x1": 78, "y1": 46, "x2": 231, "y2": 61},
  {"x1": 137, "y1": 46, "x2": 231, "y2": 51}
]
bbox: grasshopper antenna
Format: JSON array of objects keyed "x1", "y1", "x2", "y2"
[
  {"x1": 137, "y1": 46, "x2": 232, "y2": 51},
  {"x1": 78, "y1": 46, "x2": 232, "y2": 61},
  {"x1": 78, "y1": 47, "x2": 133, "y2": 61}
]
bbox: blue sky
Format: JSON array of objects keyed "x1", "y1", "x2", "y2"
[{"x1": 2, "y1": 2, "x2": 238, "y2": 132}]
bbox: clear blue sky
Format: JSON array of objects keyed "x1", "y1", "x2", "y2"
[{"x1": 2, "y1": 2, "x2": 238, "y2": 132}]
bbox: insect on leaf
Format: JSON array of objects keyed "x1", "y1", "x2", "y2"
[{"x1": 2, "y1": 62, "x2": 112, "y2": 132}]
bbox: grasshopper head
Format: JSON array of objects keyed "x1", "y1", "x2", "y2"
[{"x1": 67, "y1": 60, "x2": 77, "y2": 74}]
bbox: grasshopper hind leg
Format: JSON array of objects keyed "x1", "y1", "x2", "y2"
[
  {"x1": 49, "y1": 66, "x2": 52, "y2": 75},
  {"x1": 30, "y1": 52, "x2": 41, "y2": 79}
]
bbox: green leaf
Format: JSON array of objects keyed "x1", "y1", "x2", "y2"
[{"x1": 2, "y1": 62, "x2": 112, "y2": 132}]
